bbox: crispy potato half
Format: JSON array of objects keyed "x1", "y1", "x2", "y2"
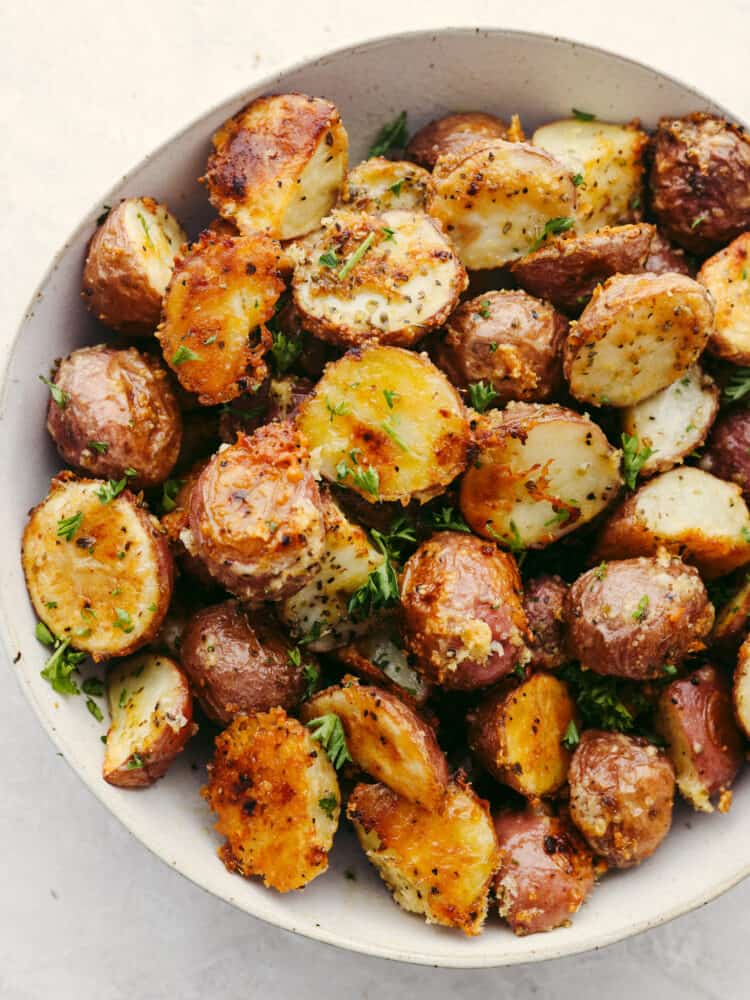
[
  {"x1": 300, "y1": 677, "x2": 449, "y2": 807},
  {"x1": 347, "y1": 779, "x2": 499, "y2": 936},
  {"x1": 564, "y1": 272, "x2": 714, "y2": 407},
  {"x1": 334, "y1": 625, "x2": 432, "y2": 705},
  {"x1": 22, "y1": 474, "x2": 173, "y2": 661},
  {"x1": 342, "y1": 157, "x2": 435, "y2": 213},
  {"x1": 699, "y1": 232, "x2": 750, "y2": 364},
  {"x1": 428, "y1": 139, "x2": 577, "y2": 269},
  {"x1": 82, "y1": 197, "x2": 186, "y2": 334},
  {"x1": 292, "y1": 209, "x2": 466, "y2": 348},
  {"x1": 157, "y1": 230, "x2": 286, "y2": 405},
  {"x1": 296, "y1": 345, "x2": 470, "y2": 504},
  {"x1": 406, "y1": 111, "x2": 511, "y2": 170},
  {"x1": 733, "y1": 635, "x2": 750, "y2": 738},
  {"x1": 203, "y1": 708, "x2": 340, "y2": 892},
  {"x1": 621, "y1": 366, "x2": 719, "y2": 477},
  {"x1": 202, "y1": 93, "x2": 348, "y2": 240},
  {"x1": 103, "y1": 653, "x2": 195, "y2": 788},
  {"x1": 532, "y1": 119, "x2": 647, "y2": 233},
  {"x1": 594, "y1": 466, "x2": 750, "y2": 578},
  {"x1": 468, "y1": 673, "x2": 578, "y2": 797},
  {"x1": 459, "y1": 403, "x2": 622, "y2": 549}
]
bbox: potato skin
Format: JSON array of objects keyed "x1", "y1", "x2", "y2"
[
  {"x1": 406, "y1": 111, "x2": 510, "y2": 170},
  {"x1": 493, "y1": 808, "x2": 595, "y2": 936},
  {"x1": 644, "y1": 229, "x2": 693, "y2": 276},
  {"x1": 524, "y1": 574, "x2": 569, "y2": 671},
  {"x1": 46, "y1": 346, "x2": 182, "y2": 488},
  {"x1": 699, "y1": 233, "x2": 750, "y2": 364},
  {"x1": 649, "y1": 113, "x2": 750, "y2": 254},
  {"x1": 564, "y1": 555, "x2": 714, "y2": 680},
  {"x1": 568, "y1": 730, "x2": 675, "y2": 868},
  {"x1": 433, "y1": 290, "x2": 566, "y2": 404},
  {"x1": 400, "y1": 532, "x2": 530, "y2": 690},
  {"x1": 180, "y1": 600, "x2": 309, "y2": 724},
  {"x1": 700, "y1": 407, "x2": 750, "y2": 500},
  {"x1": 733, "y1": 635, "x2": 750, "y2": 738}
]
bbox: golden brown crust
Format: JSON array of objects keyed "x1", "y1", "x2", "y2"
[
  {"x1": 699, "y1": 232, "x2": 750, "y2": 364},
  {"x1": 341, "y1": 157, "x2": 435, "y2": 213},
  {"x1": 406, "y1": 112, "x2": 511, "y2": 170}
]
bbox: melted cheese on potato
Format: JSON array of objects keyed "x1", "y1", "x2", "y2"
[
  {"x1": 699, "y1": 232, "x2": 750, "y2": 364},
  {"x1": 341, "y1": 158, "x2": 435, "y2": 213}
]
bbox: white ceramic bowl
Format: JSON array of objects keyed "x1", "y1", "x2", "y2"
[{"x1": 2, "y1": 27, "x2": 747, "y2": 968}]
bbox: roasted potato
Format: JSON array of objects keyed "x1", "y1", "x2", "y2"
[
  {"x1": 493, "y1": 807, "x2": 595, "y2": 935},
  {"x1": 333, "y1": 625, "x2": 432, "y2": 704},
  {"x1": 644, "y1": 229, "x2": 693, "y2": 276},
  {"x1": 468, "y1": 673, "x2": 578, "y2": 797},
  {"x1": 649, "y1": 113, "x2": 750, "y2": 254},
  {"x1": 45, "y1": 346, "x2": 182, "y2": 488},
  {"x1": 22, "y1": 473, "x2": 173, "y2": 661},
  {"x1": 296, "y1": 344, "x2": 470, "y2": 504},
  {"x1": 568, "y1": 729, "x2": 675, "y2": 867},
  {"x1": 432, "y1": 290, "x2": 567, "y2": 404},
  {"x1": 82, "y1": 197, "x2": 186, "y2": 334},
  {"x1": 656, "y1": 665, "x2": 743, "y2": 813},
  {"x1": 699, "y1": 233, "x2": 750, "y2": 364},
  {"x1": 400, "y1": 532, "x2": 530, "y2": 690},
  {"x1": 159, "y1": 459, "x2": 218, "y2": 586},
  {"x1": 532, "y1": 118, "x2": 647, "y2": 233},
  {"x1": 733, "y1": 635, "x2": 750, "y2": 738},
  {"x1": 347, "y1": 779, "x2": 499, "y2": 936},
  {"x1": 459, "y1": 402, "x2": 622, "y2": 549},
  {"x1": 186, "y1": 423, "x2": 326, "y2": 602},
  {"x1": 342, "y1": 157, "x2": 434, "y2": 213},
  {"x1": 621, "y1": 366, "x2": 719, "y2": 477},
  {"x1": 510, "y1": 224, "x2": 655, "y2": 315},
  {"x1": 564, "y1": 554, "x2": 714, "y2": 680},
  {"x1": 594, "y1": 466, "x2": 750, "y2": 578},
  {"x1": 175, "y1": 408, "x2": 222, "y2": 473},
  {"x1": 180, "y1": 600, "x2": 310, "y2": 723},
  {"x1": 711, "y1": 575, "x2": 750, "y2": 661},
  {"x1": 524, "y1": 574, "x2": 569, "y2": 671},
  {"x1": 202, "y1": 93, "x2": 348, "y2": 239},
  {"x1": 564, "y1": 272, "x2": 714, "y2": 407},
  {"x1": 103, "y1": 653, "x2": 195, "y2": 787},
  {"x1": 156, "y1": 230, "x2": 286, "y2": 405},
  {"x1": 292, "y1": 209, "x2": 466, "y2": 349},
  {"x1": 202, "y1": 709, "x2": 340, "y2": 892},
  {"x1": 300, "y1": 677, "x2": 448, "y2": 806},
  {"x1": 700, "y1": 407, "x2": 750, "y2": 501},
  {"x1": 406, "y1": 111, "x2": 512, "y2": 170}
]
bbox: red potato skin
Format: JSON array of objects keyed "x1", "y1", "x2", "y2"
[
  {"x1": 643, "y1": 229, "x2": 693, "y2": 276},
  {"x1": 493, "y1": 808, "x2": 596, "y2": 935},
  {"x1": 524, "y1": 574, "x2": 569, "y2": 671},
  {"x1": 700, "y1": 408, "x2": 750, "y2": 502},
  {"x1": 733, "y1": 637, "x2": 750, "y2": 739},
  {"x1": 406, "y1": 112, "x2": 510, "y2": 170},
  {"x1": 400, "y1": 532, "x2": 530, "y2": 690}
]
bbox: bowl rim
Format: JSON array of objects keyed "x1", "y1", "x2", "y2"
[{"x1": 2, "y1": 24, "x2": 748, "y2": 968}]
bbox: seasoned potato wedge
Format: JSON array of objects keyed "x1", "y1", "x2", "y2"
[
  {"x1": 428, "y1": 139, "x2": 577, "y2": 269},
  {"x1": 292, "y1": 209, "x2": 466, "y2": 348},
  {"x1": 347, "y1": 780, "x2": 499, "y2": 936},
  {"x1": 733, "y1": 635, "x2": 750, "y2": 738},
  {"x1": 656, "y1": 665, "x2": 743, "y2": 813},
  {"x1": 334, "y1": 626, "x2": 432, "y2": 704},
  {"x1": 594, "y1": 467, "x2": 750, "y2": 578},
  {"x1": 296, "y1": 345, "x2": 470, "y2": 504},
  {"x1": 103, "y1": 653, "x2": 195, "y2": 788},
  {"x1": 621, "y1": 366, "x2": 719, "y2": 476},
  {"x1": 278, "y1": 493, "x2": 385, "y2": 649},
  {"x1": 300, "y1": 678, "x2": 448, "y2": 806},
  {"x1": 564, "y1": 272, "x2": 714, "y2": 407},
  {"x1": 468, "y1": 673, "x2": 578, "y2": 797},
  {"x1": 156, "y1": 230, "x2": 286, "y2": 405},
  {"x1": 510, "y1": 223, "x2": 655, "y2": 315},
  {"x1": 532, "y1": 119, "x2": 647, "y2": 233},
  {"x1": 202, "y1": 709, "x2": 340, "y2": 892},
  {"x1": 22, "y1": 474, "x2": 173, "y2": 661},
  {"x1": 82, "y1": 197, "x2": 186, "y2": 334},
  {"x1": 406, "y1": 111, "x2": 511, "y2": 170},
  {"x1": 711, "y1": 575, "x2": 750, "y2": 660},
  {"x1": 342, "y1": 158, "x2": 434, "y2": 213},
  {"x1": 699, "y1": 233, "x2": 750, "y2": 364},
  {"x1": 202, "y1": 93, "x2": 348, "y2": 239},
  {"x1": 459, "y1": 403, "x2": 622, "y2": 549}
]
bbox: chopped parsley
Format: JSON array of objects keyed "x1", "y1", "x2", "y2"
[
  {"x1": 572, "y1": 108, "x2": 596, "y2": 121},
  {"x1": 161, "y1": 478, "x2": 185, "y2": 513},
  {"x1": 530, "y1": 216, "x2": 575, "y2": 252},
  {"x1": 560, "y1": 662, "x2": 653, "y2": 735},
  {"x1": 319, "y1": 250, "x2": 339, "y2": 268},
  {"x1": 662, "y1": 663, "x2": 678, "y2": 677},
  {"x1": 298, "y1": 622, "x2": 324, "y2": 646},
  {"x1": 632, "y1": 595, "x2": 650, "y2": 622},
  {"x1": 722, "y1": 366, "x2": 750, "y2": 405},
  {"x1": 325, "y1": 397, "x2": 351, "y2": 421},
  {"x1": 96, "y1": 477, "x2": 128, "y2": 504},
  {"x1": 336, "y1": 459, "x2": 380, "y2": 498},
  {"x1": 383, "y1": 388, "x2": 398, "y2": 408},
  {"x1": 318, "y1": 794, "x2": 338, "y2": 818},
  {"x1": 172, "y1": 345, "x2": 201, "y2": 365},
  {"x1": 368, "y1": 110, "x2": 408, "y2": 158},
  {"x1": 82, "y1": 677, "x2": 104, "y2": 697},
  {"x1": 691, "y1": 214, "x2": 707, "y2": 230},
  {"x1": 468, "y1": 380, "x2": 499, "y2": 413},
  {"x1": 56, "y1": 511, "x2": 83, "y2": 542},
  {"x1": 379, "y1": 419, "x2": 410, "y2": 452},
  {"x1": 388, "y1": 179, "x2": 404, "y2": 196},
  {"x1": 119, "y1": 688, "x2": 128, "y2": 708},
  {"x1": 337, "y1": 232, "x2": 375, "y2": 280},
  {"x1": 621, "y1": 433, "x2": 653, "y2": 490},
  {"x1": 113, "y1": 608, "x2": 134, "y2": 633},
  {"x1": 87, "y1": 440, "x2": 109, "y2": 455},
  {"x1": 593, "y1": 561, "x2": 608, "y2": 581},
  {"x1": 270, "y1": 329, "x2": 303, "y2": 375},
  {"x1": 423, "y1": 505, "x2": 471, "y2": 534},
  {"x1": 561, "y1": 719, "x2": 580, "y2": 750},
  {"x1": 39, "y1": 374, "x2": 70, "y2": 410},
  {"x1": 572, "y1": 173, "x2": 584, "y2": 186},
  {"x1": 347, "y1": 530, "x2": 400, "y2": 621},
  {"x1": 381, "y1": 226, "x2": 396, "y2": 241},
  {"x1": 301, "y1": 663, "x2": 320, "y2": 700},
  {"x1": 306, "y1": 714, "x2": 352, "y2": 770},
  {"x1": 136, "y1": 212, "x2": 155, "y2": 250},
  {"x1": 126, "y1": 754, "x2": 145, "y2": 770},
  {"x1": 37, "y1": 626, "x2": 86, "y2": 696},
  {"x1": 86, "y1": 698, "x2": 104, "y2": 722},
  {"x1": 544, "y1": 507, "x2": 572, "y2": 528},
  {"x1": 476, "y1": 299, "x2": 492, "y2": 320}
]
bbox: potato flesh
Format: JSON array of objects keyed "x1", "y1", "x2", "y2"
[
  {"x1": 532, "y1": 119, "x2": 647, "y2": 233},
  {"x1": 699, "y1": 232, "x2": 750, "y2": 363},
  {"x1": 348, "y1": 630, "x2": 429, "y2": 701},
  {"x1": 342, "y1": 158, "x2": 434, "y2": 213},
  {"x1": 122, "y1": 198, "x2": 185, "y2": 298}
]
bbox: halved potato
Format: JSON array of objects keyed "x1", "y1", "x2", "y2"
[
  {"x1": 532, "y1": 119, "x2": 648, "y2": 233},
  {"x1": 564, "y1": 272, "x2": 714, "y2": 407},
  {"x1": 621, "y1": 366, "x2": 719, "y2": 476},
  {"x1": 594, "y1": 466, "x2": 750, "y2": 578},
  {"x1": 698, "y1": 232, "x2": 750, "y2": 364},
  {"x1": 202, "y1": 93, "x2": 348, "y2": 240},
  {"x1": 711, "y1": 575, "x2": 750, "y2": 659},
  {"x1": 342, "y1": 158, "x2": 435, "y2": 213},
  {"x1": 334, "y1": 625, "x2": 432, "y2": 704},
  {"x1": 103, "y1": 653, "x2": 195, "y2": 787},
  {"x1": 296, "y1": 345, "x2": 470, "y2": 504},
  {"x1": 202, "y1": 708, "x2": 340, "y2": 892},
  {"x1": 292, "y1": 209, "x2": 466, "y2": 348},
  {"x1": 467, "y1": 673, "x2": 578, "y2": 797},
  {"x1": 406, "y1": 111, "x2": 512, "y2": 170},
  {"x1": 82, "y1": 197, "x2": 186, "y2": 334},
  {"x1": 459, "y1": 402, "x2": 622, "y2": 549},
  {"x1": 733, "y1": 635, "x2": 750, "y2": 738},
  {"x1": 300, "y1": 677, "x2": 449, "y2": 807},
  {"x1": 156, "y1": 230, "x2": 286, "y2": 405},
  {"x1": 347, "y1": 779, "x2": 499, "y2": 936},
  {"x1": 22, "y1": 473, "x2": 173, "y2": 661},
  {"x1": 428, "y1": 139, "x2": 577, "y2": 269}
]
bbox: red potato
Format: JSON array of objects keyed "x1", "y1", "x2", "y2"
[
  {"x1": 523, "y1": 574, "x2": 569, "y2": 671},
  {"x1": 733, "y1": 635, "x2": 750, "y2": 738},
  {"x1": 699, "y1": 233, "x2": 750, "y2": 364},
  {"x1": 700, "y1": 407, "x2": 750, "y2": 502},
  {"x1": 710, "y1": 575, "x2": 750, "y2": 661},
  {"x1": 333, "y1": 623, "x2": 432, "y2": 705},
  {"x1": 656, "y1": 665, "x2": 744, "y2": 813},
  {"x1": 643, "y1": 229, "x2": 693, "y2": 276},
  {"x1": 406, "y1": 111, "x2": 513, "y2": 170}
]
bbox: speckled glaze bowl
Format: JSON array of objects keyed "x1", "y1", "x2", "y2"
[{"x1": 1, "y1": 27, "x2": 746, "y2": 967}]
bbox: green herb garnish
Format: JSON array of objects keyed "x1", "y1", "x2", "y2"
[
  {"x1": 468, "y1": 380, "x2": 499, "y2": 413},
  {"x1": 368, "y1": 111, "x2": 408, "y2": 158},
  {"x1": 530, "y1": 217, "x2": 575, "y2": 252},
  {"x1": 621, "y1": 433, "x2": 653, "y2": 490},
  {"x1": 306, "y1": 714, "x2": 352, "y2": 770},
  {"x1": 39, "y1": 375, "x2": 70, "y2": 410}
]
